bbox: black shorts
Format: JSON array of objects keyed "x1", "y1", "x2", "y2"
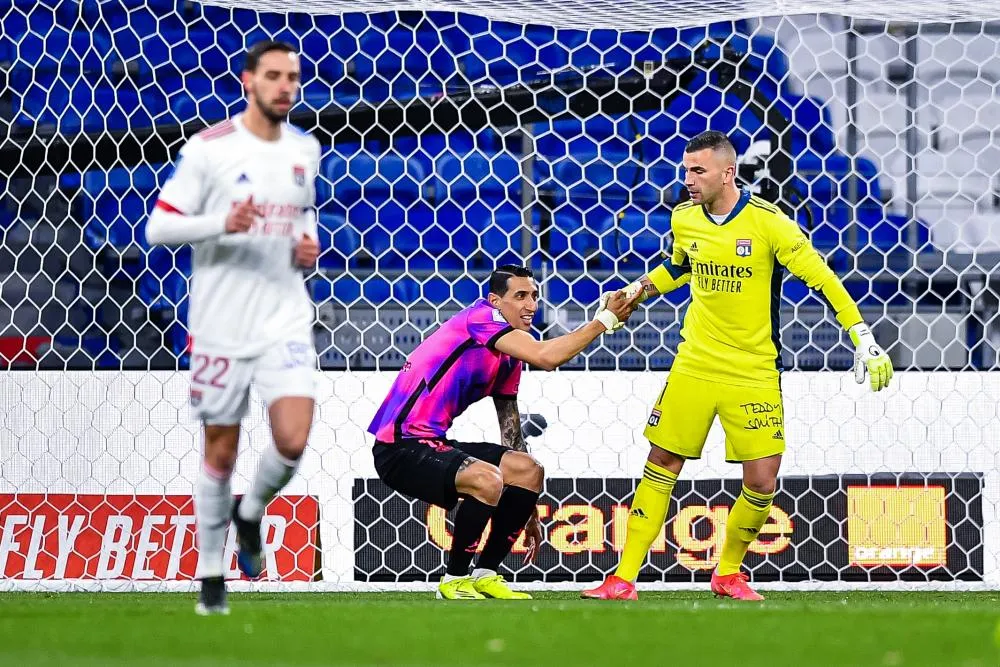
[{"x1": 372, "y1": 437, "x2": 509, "y2": 510}]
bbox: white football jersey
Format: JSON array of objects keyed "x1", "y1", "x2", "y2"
[{"x1": 155, "y1": 113, "x2": 321, "y2": 358}]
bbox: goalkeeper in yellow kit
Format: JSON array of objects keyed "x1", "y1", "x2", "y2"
[{"x1": 581, "y1": 131, "x2": 894, "y2": 601}]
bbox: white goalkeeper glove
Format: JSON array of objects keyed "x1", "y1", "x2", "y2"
[
  {"x1": 596, "y1": 281, "x2": 647, "y2": 333},
  {"x1": 848, "y1": 323, "x2": 893, "y2": 392}
]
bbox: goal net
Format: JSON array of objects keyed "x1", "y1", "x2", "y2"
[{"x1": 2, "y1": 0, "x2": 1000, "y2": 590}]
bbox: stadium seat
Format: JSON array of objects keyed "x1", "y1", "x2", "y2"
[
  {"x1": 569, "y1": 26, "x2": 703, "y2": 76},
  {"x1": 81, "y1": 165, "x2": 166, "y2": 257},
  {"x1": 685, "y1": 31, "x2": 791, "y2": 92},
  {"x1": 433, "y1": 150, "x2": 520, "y2": 213},
  {"x1": 606, "y1": 207, "x2": 672, "y2": 260},
  {"x1": 786, "y1": 95, "x2": 837, "y2": 156},
  {"x1": 794, "y1": 152, "x2": 882, "y2": 206},
  {"x1": 139, "y1": 242, "x2": 191, "y2": 357},
  {"x1": 142, "y1": 245, "x2": 190, "y2": 308},
  {"x1": 12, "y1": 17, "x2": 109, "y2": 76},
  {"x1": 298, "y1": 16, "x2": 352, "y2": 108},
  {"x1": 800, "y1": 201, "x2": 926, "y2": 258},
  {"x1": 358, "y1": 16, "x2": 461, "y2": 101},
  {"x1": 633, "y1": 83, "x2": 765, "y2": 162},
  {"x1": 167, "y1": 75, "x2": 243, "y2": 125},
  {"x1": 450, "y1": 15, "x2": 570, "y2": 87},
  {"x1": 312, "y1": 274, "x2": 426, "y2": 307},
  {"x1": 430, "y1": 150, "x2": 524, "y2": 261},
  {"x1": 325, "y1": 151, "x2": 431, "y2": 267},
  {"x1": 539, "y1": 275, "x2": 603, "y2": 308},
  {"x1": 316, "y1": 212, "x2": 356, "y2": 271}
]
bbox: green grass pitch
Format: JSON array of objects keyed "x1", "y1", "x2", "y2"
[{"x1": 1, "y1": 591, "x2": 998, "y2": 666}]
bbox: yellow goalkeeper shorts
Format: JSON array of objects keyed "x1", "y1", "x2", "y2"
[{"x1": 643, "y1": 371, "x2": 785, "y2": 463}]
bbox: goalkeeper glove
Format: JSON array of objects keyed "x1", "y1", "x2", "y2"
[
  {"x1": 596, "y1": 281, "x2": 647, "y2": 332},
  {"x1": 848, "y1": 323, "x2": 893, "y2": 392}
]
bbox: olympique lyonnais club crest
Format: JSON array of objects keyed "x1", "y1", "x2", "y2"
[
  {"x1": 736, "y1": 238, "x2": 752, "y2": 257},
  {"x1": 293, "y1": 165, "x2": 306, "y2": 186}
]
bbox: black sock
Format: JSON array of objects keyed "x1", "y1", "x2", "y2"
[
  {"x1": 446, "y1": 497, "x2": 494, "y2": 576},
  {"x1": 476, "y1": 486, "x2": 540, "y2": 572}
]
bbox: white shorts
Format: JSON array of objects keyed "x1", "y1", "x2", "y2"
[{"x1": 188, "y1": 336, "x2": 317, "y2": 425}]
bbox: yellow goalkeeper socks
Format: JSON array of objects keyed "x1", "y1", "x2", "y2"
[
  {"x1": 717, "y1": 485, "x2": 775, "y2": 576},
  {"x1": 614, "y1": 461, "x2": 678, "y2": 582}
]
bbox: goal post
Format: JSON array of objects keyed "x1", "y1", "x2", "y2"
[{"x1": 1, "y1": 1, "x2": 1000, "y2": 590}]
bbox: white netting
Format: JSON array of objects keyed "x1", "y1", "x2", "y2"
[
  {"x1": 2, "y1": 1, "x2": 1000, "y2": 589},
  {"x1": 206, "y1": 1, "x2": 999, "y2": 29}
]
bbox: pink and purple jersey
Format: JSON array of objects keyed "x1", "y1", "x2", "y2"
[{"x1": 368, "y1": 299, "x2": 522, "y2": 443}]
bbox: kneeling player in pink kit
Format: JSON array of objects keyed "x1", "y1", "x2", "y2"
[{"x1": 369, "y1": 265, "x2": 640, "y2": 600}]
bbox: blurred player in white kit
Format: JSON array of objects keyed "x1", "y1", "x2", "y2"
[{"x1": 145, "y1": 40, "x2": 321, "y2": 615}]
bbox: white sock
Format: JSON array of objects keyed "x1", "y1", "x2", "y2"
[
  {"x1": 471, "y1": 568, "x2": 497, "y2": 580},
  {"x1": 442, "y1": 573, "x2": 468, "y2": 583},
  {"x1": 238, "y1": 444, "x2": 300, "y2": 522},
  {"x1": 195, "y1": 463, "x2": 233, "y2": 580}
]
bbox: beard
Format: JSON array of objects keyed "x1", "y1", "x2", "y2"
[{"x1": 253, "y1": 91, "x2": 290, "y2": 124}]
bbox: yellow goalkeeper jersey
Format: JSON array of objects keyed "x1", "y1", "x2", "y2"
[{"x1": 651, "y1": 190, "x2": 863, "y2": 388}]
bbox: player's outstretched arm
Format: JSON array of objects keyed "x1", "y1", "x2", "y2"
[
  {"x1": 494, "y1": 291, "x2": 641, "y2": 371},
  {"x1": 595, "y1": 261, "x2": 692, "y2": 332},
  {"x1": 773, "y1": 216, "x2": 894, "y2": 392}
]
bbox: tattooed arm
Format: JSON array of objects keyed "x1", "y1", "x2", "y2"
[
  {"x1": 494, "y1": 394, "x2": 543, "y2": 563},
  {"x1": 494, "y1": 396, "x2": 528, "y2": 453}
]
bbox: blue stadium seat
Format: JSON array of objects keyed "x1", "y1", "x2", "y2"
[
  {"x1": 450, "y1": 15, "x2": 570, "y2": 86},
  {"x1": 142, "y1": 245, "x2": 190, "y2": 309},
  {"x1": 82, "y1": 165, "x2": 166, "y2": 257},
  {"x1": 786, "y1": 96, "x2": 837, "y2": 156},
  {"x1": 636, "y1": 83, "x2": 766, "y2": 162},
  {"x1": 348, "y1": 14, "x2": 461, "y2": 101},
  {"x1": 567, "y1": 27, "x2": 697, "y2": 76},
  {"x1": 799, "y1": 202, "x2": 921, "y2": 257},
  {"x1": 353, "y1": 27, "x2": 417, "y2": 102},
  {"x1": 563, "y1": 28, "x2": 619, "y2": 74},
  {"x1": 319, "y1": 148, "x2": 351, "y2": 216},
  {"x1": 325, "y1": 151, "x2": 430, "y2": 268},
  {"x1": 140, "y1": 243, "x2": 191, "y2": 356},
  {"x1": 316, "y1": 212, "x2": 356, "y2": 271},
  {"x1": 546, "y1": 210, "x2": 601, "y2": 272},
  {"x1": 312, "y1": 274, "x2": 426, "y2": 307},
  {"x1": 167, "y1": 75, "x2": 243, "y2": 125},
  {"x1": 12, "y1": 16, "x2": 109, "y2": 75},
  {"x1": 10, "y1": 60, "x2": 169, "y2": 132},
  {"x1": 794, "y1": 153, "x2": 882, "y2": 205},
  {"x1": 433, "y1": 150, "x2": 520, "y2": 212},
  {"x1": 297, "y1": 15, "x2": 351, "y2": 108},
  {"x1": 318, "y1": 12, "x2": 426, "y2": 103},
  {"x1": 863, "y1": 211, "x2": 930, "y2": 250},
  {"x1": 606, "y1": 207, "x2": 672, "y2": 259},
  {"x1": 685, "y1": 31, "x2": 790, "y2": 88},
  {"x1": 360, "y1": 153, "x2": 428, "y2": 226},
  {"x1": 539, "y1": 275, "x2": 602, "y2": 307}
]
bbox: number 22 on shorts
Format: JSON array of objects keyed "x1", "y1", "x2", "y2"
[{"x1": 191, "y1": 354, "x2": 230, "y2": 387}]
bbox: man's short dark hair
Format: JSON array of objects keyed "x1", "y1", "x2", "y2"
[
  {"x1": 488, "y1": 264, "x2": 534, "y2": 297},
  {"x1": 244, "y1": 40, "x2": 297, "y2": 72},
  {"x1": 685, "y1": 130, "x2": 737, "y2": 160}
]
